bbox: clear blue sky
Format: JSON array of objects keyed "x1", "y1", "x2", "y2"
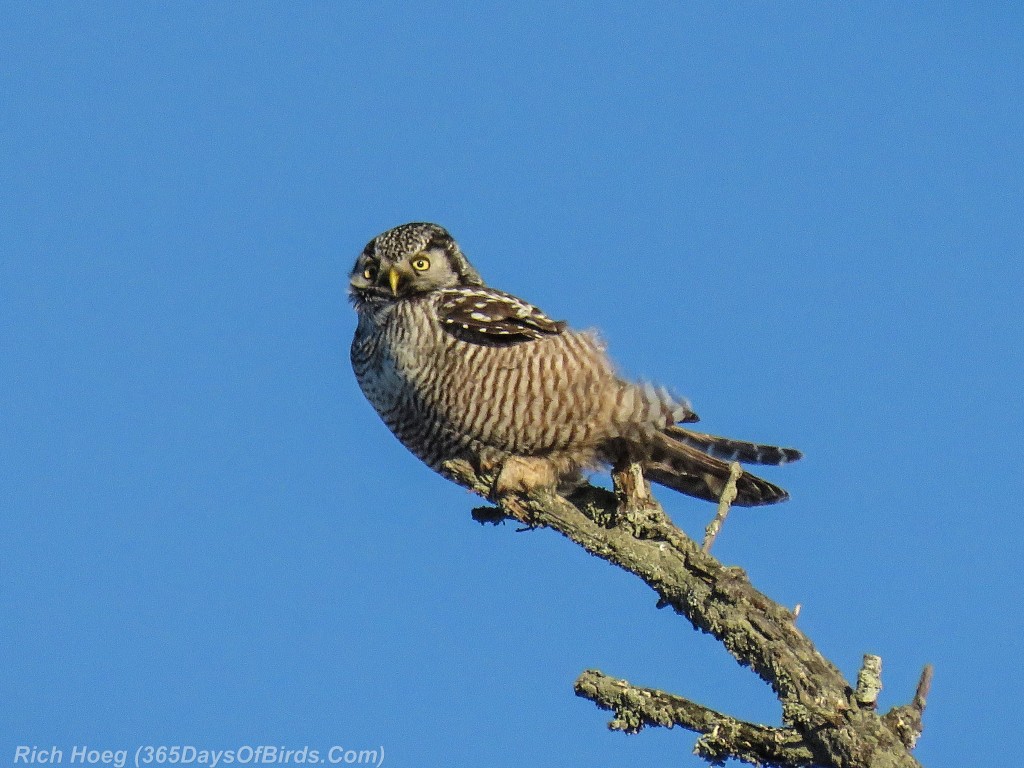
[{"x1": 3, "y1": 3, "x2": 1021, "y2": 766}]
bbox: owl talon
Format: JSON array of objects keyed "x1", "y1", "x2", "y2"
[{"x1": 494, "y1": 456, "x2": 558, "y2": 497}]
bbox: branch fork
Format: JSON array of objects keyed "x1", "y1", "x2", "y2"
[{"x1": 447, "y1": 459, "x2": 930, "y2": 767}]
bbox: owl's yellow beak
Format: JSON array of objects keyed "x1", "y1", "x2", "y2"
[{"x1": 388, "y1": 267, "x2": 402, "y2": 296}]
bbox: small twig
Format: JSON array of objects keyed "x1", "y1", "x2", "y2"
[
  {"x1": 702, "y1": 461, "x2": 743, "y2": 552},
  {"x1": 882, "y1": 664, "x2": 934, "y2": 750},
  {"x1": 913, "y1": 664, "x2": 934, "y2": 711},
  {"x1": 854, "y1": 654, "x2": 883, "y2": 709},
  {"x1": 612, "y1": 461, "x2": 652, "y2": 508},
  {"x1": 610, "y1": 460, "x2": 677, "y2": 539}
]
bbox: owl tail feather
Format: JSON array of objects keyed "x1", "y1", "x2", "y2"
[
  {"x1": 663, "y1": 425, "x2": 803, "y2": 466},
  {"x1": 643, "y1": 428, "x2": 802, "y2": 506}
]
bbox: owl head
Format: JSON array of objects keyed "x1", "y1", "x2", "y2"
[{"x1": 349, "y1": 223, "x2": 484, "y2": 302}]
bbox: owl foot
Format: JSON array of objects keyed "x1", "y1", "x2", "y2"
[{"x1": 494, "y1": 456, "x2": 558, "y2": 496}]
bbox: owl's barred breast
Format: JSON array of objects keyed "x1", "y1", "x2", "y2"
[{"x1": 351, "y1": 295, "x2": 668, "y2": 473}]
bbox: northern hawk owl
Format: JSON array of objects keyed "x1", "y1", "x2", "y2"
[{"x1": 349, "y1": 222, "x2": 801, "y2": 505}]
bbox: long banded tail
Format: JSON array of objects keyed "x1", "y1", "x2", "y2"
[
  {"x1": 663, "y1": 426, "x2": 802, "y2": 466},
  {"x1": 644, "y1": 427, "x2": 802, "y2": 506}
]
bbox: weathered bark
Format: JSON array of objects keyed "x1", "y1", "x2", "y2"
[{"x1": 445, "y1": 459, "x2": 930, "y2": 768}]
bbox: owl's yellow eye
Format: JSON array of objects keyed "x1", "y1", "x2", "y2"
[
  {"x1": 363, "y1": 265, "x2": 375, "y2": 280},
  {"x1": 411, "y1": 256, "x2": 430, "y2": 271}
]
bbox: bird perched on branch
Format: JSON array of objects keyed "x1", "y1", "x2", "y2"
[{"x1": 349, "y1": 222, "x2": 801, "y2": 505}]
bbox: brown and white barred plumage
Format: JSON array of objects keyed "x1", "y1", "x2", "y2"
[{"x1": 349, "y1": 223, "x2": 801, "y2": 506}]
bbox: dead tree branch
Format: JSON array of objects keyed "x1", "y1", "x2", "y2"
[
  {"x1": 574, "y1": 669, "x2": 817, "y2": 767},
  {"x1": 450, "y1": 459, "x2": 929, "y2": 768}
]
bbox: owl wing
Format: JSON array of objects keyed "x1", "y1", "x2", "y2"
[{"x1": 437, "y1": 287, "x2": 566, "y2": 344}]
